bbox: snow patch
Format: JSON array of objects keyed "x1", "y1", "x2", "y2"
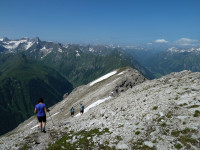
[
  {"x1": 89, "y1": 47, "x2": 94, "y2": 52},
  {"x1": 58, "y1": 48, "x2": 63, "y2": 53},
  {"x1": 26, "y1": 121, "x2": 34, "y2": 126},
  {"x1": 76, "y1": 50, "x2": 80, "y2": 57},
  {"x1": 75, "y1": 96, "x2": 112, "y2": 117},
  {"x1": 117, "y1": 71, "x2": 127, "y2": 76},
  {"x1": 40, "y1": 46, "x2": 47, "y2": 51},
  {"x1": 51, "y1": 112, "x2": 59, "y2": 117},
  {"x1": 64, "y1": 45, "x2": 68, "y2": 49},
  {"x1": 3, "y1": 40, "x2": 27, "y2": 49},
  {"x1": 31, "y1": 124, "x2": 39, "y2": 130},
  {"x1": 0, "y1": 38, "x2": 3, "y2": 41},
  {"x1": 40, "y1": 46, "x2": 53, "y2": 59},
  {"x1": 25, "y1": 42, "x2": 34, "y2": 50},
  {"x1": 90, "y1": 71, "x2": 117, "y2": 86},
  {"x1": 47, "y1": 112, "x2": 59, "y2": 119}
]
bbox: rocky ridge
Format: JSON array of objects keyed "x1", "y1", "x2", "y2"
[{"x1": 0, "y1": 68, "x2": 200, "y2": 150}]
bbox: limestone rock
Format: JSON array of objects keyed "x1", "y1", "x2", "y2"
[
  {"x1": 0, "y1": 69, "x2": 200, "y2": 150},
  {"x1": 116, "y1": 142, "x2": 129, "y2": 149}
]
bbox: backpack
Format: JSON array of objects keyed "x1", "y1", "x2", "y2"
[{"x1": 81, "y1": 106, "x2": 84, "y2": 111}]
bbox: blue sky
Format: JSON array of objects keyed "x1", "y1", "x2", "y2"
[{"x1": 0, "y1": 0, "x2": 200, "y2": 45}]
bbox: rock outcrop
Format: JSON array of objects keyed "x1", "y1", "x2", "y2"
[{"x1": 0, "y1": 68, "x2": 200, "y2": 150}]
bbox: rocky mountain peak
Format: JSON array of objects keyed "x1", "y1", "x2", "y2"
[
  {"x1": 2, "y1": 37, "x2": 10, "y2": 42},
  {"x1": 0, "y1": 68, "x2": 200, "y2": 150},
  {"x1": 31, "y1": 37, "x2": 41, "y2": 43}
]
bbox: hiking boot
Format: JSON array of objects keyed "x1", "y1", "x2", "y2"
[{"x1": 42, "y1": 130, "x2": 46, "y2": 133}]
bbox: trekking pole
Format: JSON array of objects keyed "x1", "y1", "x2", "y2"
[
  {"x1": 34, "y1": 115, "x2": 39, "y2": 130},
  {"x1": 48, "y1": 111, "x2": 55, "y2": 126}
]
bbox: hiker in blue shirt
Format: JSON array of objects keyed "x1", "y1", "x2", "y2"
[
  {"x1": 80, "y1": 104, "x2": 84, "y2": 115},
  {"x1": 34, "y1": 98, "x2": 48, "y2": 133},
  {"x1": 71, "y1": 107, "x2": 75, "y2": 117}
]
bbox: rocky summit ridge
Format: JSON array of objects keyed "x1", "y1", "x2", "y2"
[{"x1": 0, "y1": 67, "x2": 200, "y2": 150}]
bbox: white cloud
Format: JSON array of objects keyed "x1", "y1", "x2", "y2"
[
  {"x1": 154, "y1": 39, "x2": 168, "y2": 43},
  {"x1": 175, "y1": 38, "x2": 198, "y2": 46}
]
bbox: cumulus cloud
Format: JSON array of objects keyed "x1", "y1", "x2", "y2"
[
  {"x1": 175, "y1": 38, "x2": 198, "y2": 46},
  {"x1": 154, "y1": 39, "x2": 169, "y2": 43}
]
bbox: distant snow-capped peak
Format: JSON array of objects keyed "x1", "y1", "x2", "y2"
[
  {"x1": 0, "y1": 38, "x2": 37, "y2": 50},
  {"x1": 3, "y1": 39, "x2": 28, "y2": 49},
  {"x1": 167, "y1": 47, "x2": 200, "y2": 53},
  {"x1": 89, "y1": 47, "x2": 95, "y2": 52}
]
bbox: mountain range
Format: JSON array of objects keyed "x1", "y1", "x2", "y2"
[
  {"x1": 0, "y1": 37, "x2": 154, "y2": 84},
  {"x1": 0, "y1": 37, "x2": 152, "y2": 135},
  {"x1": 1, "y1": 37, "x2": 200, "y2": 137},
  {"x1": 123, "y1": 45, "x2": 200, "y2": 78}
]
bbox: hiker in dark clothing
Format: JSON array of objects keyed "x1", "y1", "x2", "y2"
[
  {"x1": 34, "y1": 98, "x2": 48, "y2": 133},
  {"x1": 71, "y1": 107, "x2": 75, "y2": 117},
  {"x1": 80, "y1": 104, "x2": 84, "y2": 115}
]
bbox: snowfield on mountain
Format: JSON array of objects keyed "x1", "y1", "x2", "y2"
[{"x1": 0, "y1": 67, "x2": 200, "y2": 150}]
